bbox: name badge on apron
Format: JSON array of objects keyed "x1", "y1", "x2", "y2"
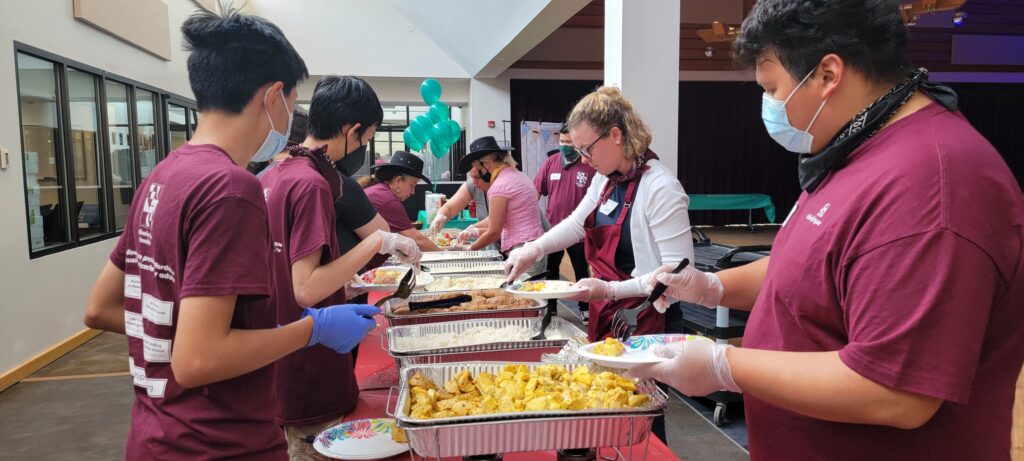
[
  {"x1": 549, "y1": 173, "x2": 561, "y2": 181},
  {"x1": 598, "y1": 199, "x2": 619, "y2": 216}
]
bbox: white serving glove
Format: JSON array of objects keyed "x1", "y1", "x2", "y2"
[
  {"x1": 428, "y1": 212, "x2": 449, "y2": 236},
  {"x1": 626, "y1": 340, "x2": 740, "y2": 397},
  {"x1": 646, "y1": 264, "x2": 724, "y2": 312},
  {"x1": 503, "y1": 242, "x2": 545, "y2": 282},
  {"x1": 377, "y1": 230, "x2": 421, "y2": 265},
  {"x1": 456, "y1": 227, "x2": 480, "y2": 244}
]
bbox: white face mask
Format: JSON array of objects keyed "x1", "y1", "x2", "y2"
[
  {"x1": 251, "y1": 88, "x2": 293, "y2": 163},
  {"x1": 762, "y1": 68, "x2": 829, "y2": 154}
]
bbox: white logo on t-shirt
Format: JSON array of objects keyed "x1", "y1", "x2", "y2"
[
  {"x1": 141, "y1": 183, "x2": 163, "y2": 229},
  {"x1": 576, "y1": 172, "x2": 588, "y2": 188},
  {"x1": 805, "y1": 203, "x2": 831, "y2": 227}
]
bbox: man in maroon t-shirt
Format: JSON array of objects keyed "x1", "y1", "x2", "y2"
[
  {"x1": 83, "y1": 10, "x2": 384, "y2": 460},
  {"x1": 261, "y1": 75, "x2": 420, "y2": 458},
  {"x1": 535, "y1": 125, "x2": 595, "y2": 317},
  {"x1": 630, "y1": 1, "x2": 1024, "y2": 460}
]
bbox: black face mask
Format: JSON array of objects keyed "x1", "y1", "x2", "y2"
[
  {"x1": 336, "y1": 138, "x2": 366, "y2": 176},
  {"x1": 478, "y1": 168, "x2": 492, "y2": 183}
]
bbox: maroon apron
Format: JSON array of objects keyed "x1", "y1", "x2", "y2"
[{"x1": 583, "y1": 180, "x2": 665, "y2": 341}]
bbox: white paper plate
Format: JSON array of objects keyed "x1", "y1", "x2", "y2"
[
  {"x1": 505, "y1": 280, "x2": 588, "y2": 299},
  {"x1": 577, "y1": 334, "x2": 713, "y2": 369},
  {"x1": 351, "y1": 266, "x2": 434, "y2": 293},
  {"x1": 313, "y1": 418, "x2": 408, "y2": 460}
]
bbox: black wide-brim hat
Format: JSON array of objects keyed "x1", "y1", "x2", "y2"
[
  {"x1": 370, "y1": 151, "x2": 432, "y2": 186},
  {"x1": 459, "y1": 136, "x2": 514, "y2": 173}
]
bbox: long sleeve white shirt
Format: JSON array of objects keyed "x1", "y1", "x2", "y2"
[{"x1": 532, "y1": 159, "x2": 694, "y2": 298}]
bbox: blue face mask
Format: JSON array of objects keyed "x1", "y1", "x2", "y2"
[
  {"x1": 762, "y1": 68, "x2": 828, "y2": 154},
  {"x1": 251, "y1": 89, "x2": 293, "y2": 163}
]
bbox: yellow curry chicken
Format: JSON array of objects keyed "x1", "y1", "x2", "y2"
[{"x1": 407, "y1": 364, "x2": 650, "y2": 420}]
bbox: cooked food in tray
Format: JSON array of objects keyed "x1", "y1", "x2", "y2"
[
  {"x1": 407, "y1": 364, "x2": 650, "y2": 420},
  {"x1": 423, "y1": 276, "x2": 507, "y2": 292},
  {"x1": 592, "y1": 338, "x2": 626, "y2": 357},
  {"x1": 391, "y1": 290, "x2": 535, "y2": 315},
  {"x1": 391, "y1": 324, "x2": 565, "y2": 352}
]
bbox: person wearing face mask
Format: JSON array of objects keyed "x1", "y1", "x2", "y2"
[
  {"x1": 454, "y1": 137, "x2": 546, "y2": 262},
  {"x1": 534, "y1": 123, "x2": 595, "y2": 321},
  {"x1": 628, "y1": 1, "x2": 1024, "y2": 460},
  {"x1": 360, "y1": 152, "x2": 441, "y2": 254},
  {"x1": 259, "y1": 77, "x2": 421, "y2": 458},
  {"x1": 82, "y1": 9, "x2": 382, "y2": 459},
  {"x1": 428, "y1": 168, "x2": 498, "y2": 251},
  {"x1": 300, "y1": 76, "x2": 396, "y2": 282},
  {"x1": 247, "y1": 108, "x2": 308, "y2": 176}
]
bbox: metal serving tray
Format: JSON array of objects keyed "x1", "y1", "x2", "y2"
[
  {"x1": 389, "y1": 361, "x2": 666, "y2": 459},
  {"x1": 382, "y1": 291, "x2": 545, "y2": 327},
  {"x1": 415, "y1": 250, "x2": 502, "y2": 263},
  {"x1": 385, "y1": 317, "x2": 586, "y2": 368},
  {"x1": 393, "y1": 361, "x2": 667, "y2": 426},
  {"x1": 417, "y1": 274, "x2": 511, "y2": 293},
  {"x1": 396, "y1": 412, "x2": 657, "y2": 459},
  {"x1": 422, "y1": 261, "x2": 507, "y2": 275}
]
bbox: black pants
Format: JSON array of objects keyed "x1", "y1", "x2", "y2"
[{"x1": 546, "y1": 242, "x2": 590, "y2": 310}]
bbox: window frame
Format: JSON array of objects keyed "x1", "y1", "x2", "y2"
[{"x1": 14, "y1": 42, "x2": 189, "y2": 258}]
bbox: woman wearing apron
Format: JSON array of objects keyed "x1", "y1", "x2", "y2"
[{"x1": 505, "y1": 86, "x2": 694, "y2": 341}]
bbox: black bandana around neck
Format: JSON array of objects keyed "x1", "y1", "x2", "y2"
[
  {"x1": 798, "y1": 68, "x2": 958, "y2": 192},
  {"x1": 286, "y1": 142, "x2": 344, "y2": 202}
]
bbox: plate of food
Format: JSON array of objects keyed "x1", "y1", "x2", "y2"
[
  {"x1": 313, "y1": 417, "x2": 408, "y2": 460},
  {"x1": 505, "y1": 280, "x2": 587, "y2": 299},
  {"x1": 352, "y1": 266, "x2": 433, "y2": 292},
  {"x1": 576, "y1": 335, "x2": 713, "y2": 369}
]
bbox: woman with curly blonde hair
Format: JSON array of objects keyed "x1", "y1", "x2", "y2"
[{"x1": 506, "y1": 86, "x2": 694, "y2": 342}]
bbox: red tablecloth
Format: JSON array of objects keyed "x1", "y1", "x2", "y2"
[{"x1": 346, "y1": 296, "x2": 682, "y2": 460}]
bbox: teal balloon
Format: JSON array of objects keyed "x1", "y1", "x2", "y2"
[
  {"x1": 444, "y1": 120, "x2": 461, "y2": 144},
  {"x1": 420, "y1": 78, "x2": 442, "y2": 104},
  {"x1": 430, "y1": 132, "x2": 448, "y2": 158},
  {"x1": 427, "y1": 102, "x2": 449, "y2": 124},
  {"x1": 410, "y1": 115, "x2": 432, "y2": 141},
  {"x1": 403, "y1": 128, "x2": 423, "y2": 151}
]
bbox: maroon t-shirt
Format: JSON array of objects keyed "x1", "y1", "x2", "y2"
[
  {"x1": 364, "y1": 182, "x2": 414, "y2": 232},
  {"x1": 364, "y1": 182, "x2": 413, "y2": 268},
  {"x1": 260, "y1": 156, "x2": 357, "y2": 426},
  {"x1": 744, "y1": 103, "x2": 1024, "y2": 460},
  {"x1": 110, "y1": 143, "x2": 285, "y2": 460},
  {"x1": 534, "y1": 154, "x2": 595, "y2": 226}
]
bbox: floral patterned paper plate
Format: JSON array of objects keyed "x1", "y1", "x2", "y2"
[
  {"x1": 313, "y1": 418, "x2": 408, "y2": 460},
  {"x1": 577, "y1": 334, "x2": 713, "y2": 369}
]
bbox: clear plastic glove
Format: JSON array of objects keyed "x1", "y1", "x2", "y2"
[
  {"x1": 626, "y1": 339, "x2": 739, "y2": 396},
  {"x1": 456, "y1": 227, "x2": 480, "y2": 244},
  {"x1": 503, "y1": 243, "x2": 544, "y2": 282},
  {"x1": 448, "y1": 243, "x2": 471, "y2": 251},
  {"x1": 377, "y1": 230, "x2": 421, "y2": 265},
  {"x1": 428, "y1": 212, "x2": 449, "y2": 236},
  {"x1": 345, "y1": 275, "x2": 370, "y2": 298},
  {"x1": 568, "y1": 278, "x2": 614, "y2": 302},
  {"x1": 647, "y1": 265, "x2": 724, "y2": 312},
  {"x1": 301, "y1": 304, "x2": 380, "y2": 354}
]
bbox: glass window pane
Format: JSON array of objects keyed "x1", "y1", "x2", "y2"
[
  {"x1": 135, "y1": 89, "x2": 159, "y2": 179},
  {"x1": 67, "y1": 68, "x2": 106, "y2": 238},
  {"x1": 106, "y1": 80, "x2": 134, "y2": 230},
  {"x1": 168, "y1": 104, "x2": 187, "y2": 151},
  {"x1": 17, "y1": 53, "x2": 68, "y2": 251},
  {"x1": 189, "y1": 109, "x2": 198, "y2": 136}
]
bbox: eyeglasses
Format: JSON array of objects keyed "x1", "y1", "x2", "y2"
[{"x1": 578, "y1": 135, "x2": 606, "y2": 159}]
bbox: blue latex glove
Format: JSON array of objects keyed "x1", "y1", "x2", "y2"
[{"x1": 301, "y1": 304, "x2": 380, "y2": 354}]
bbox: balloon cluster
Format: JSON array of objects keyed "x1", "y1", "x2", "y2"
[{"x1": 404, "y1": 78, "x2": 462, "y2": 159}]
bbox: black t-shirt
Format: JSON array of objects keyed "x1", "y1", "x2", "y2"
[{"x1": 334, "y1": 174, "x2": 378, "y2": 255}]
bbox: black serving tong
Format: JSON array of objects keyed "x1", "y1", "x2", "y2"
[
  {"x1": 611, "y1": 258, "x2": 690, "y2": 343},
  {"x1": 407, "y1": 294, "x2": 472, "y2": 311},
  {"x1": 373, "y1": 269, "x2": 417, "y2": 308}
]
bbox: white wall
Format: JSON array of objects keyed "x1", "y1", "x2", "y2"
[
  {"x1": 0, "y1": 0, "x2": 197, "y2": 374},
  {"x1": 248, "y1": 0, "x2": 468, "y2": 79},
  {"x1": 468, "y1": 77, "x2": 512, "y2": 145},
  {"x1": 296, "y1": 76, "x2": 470, "y2": 106}
]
